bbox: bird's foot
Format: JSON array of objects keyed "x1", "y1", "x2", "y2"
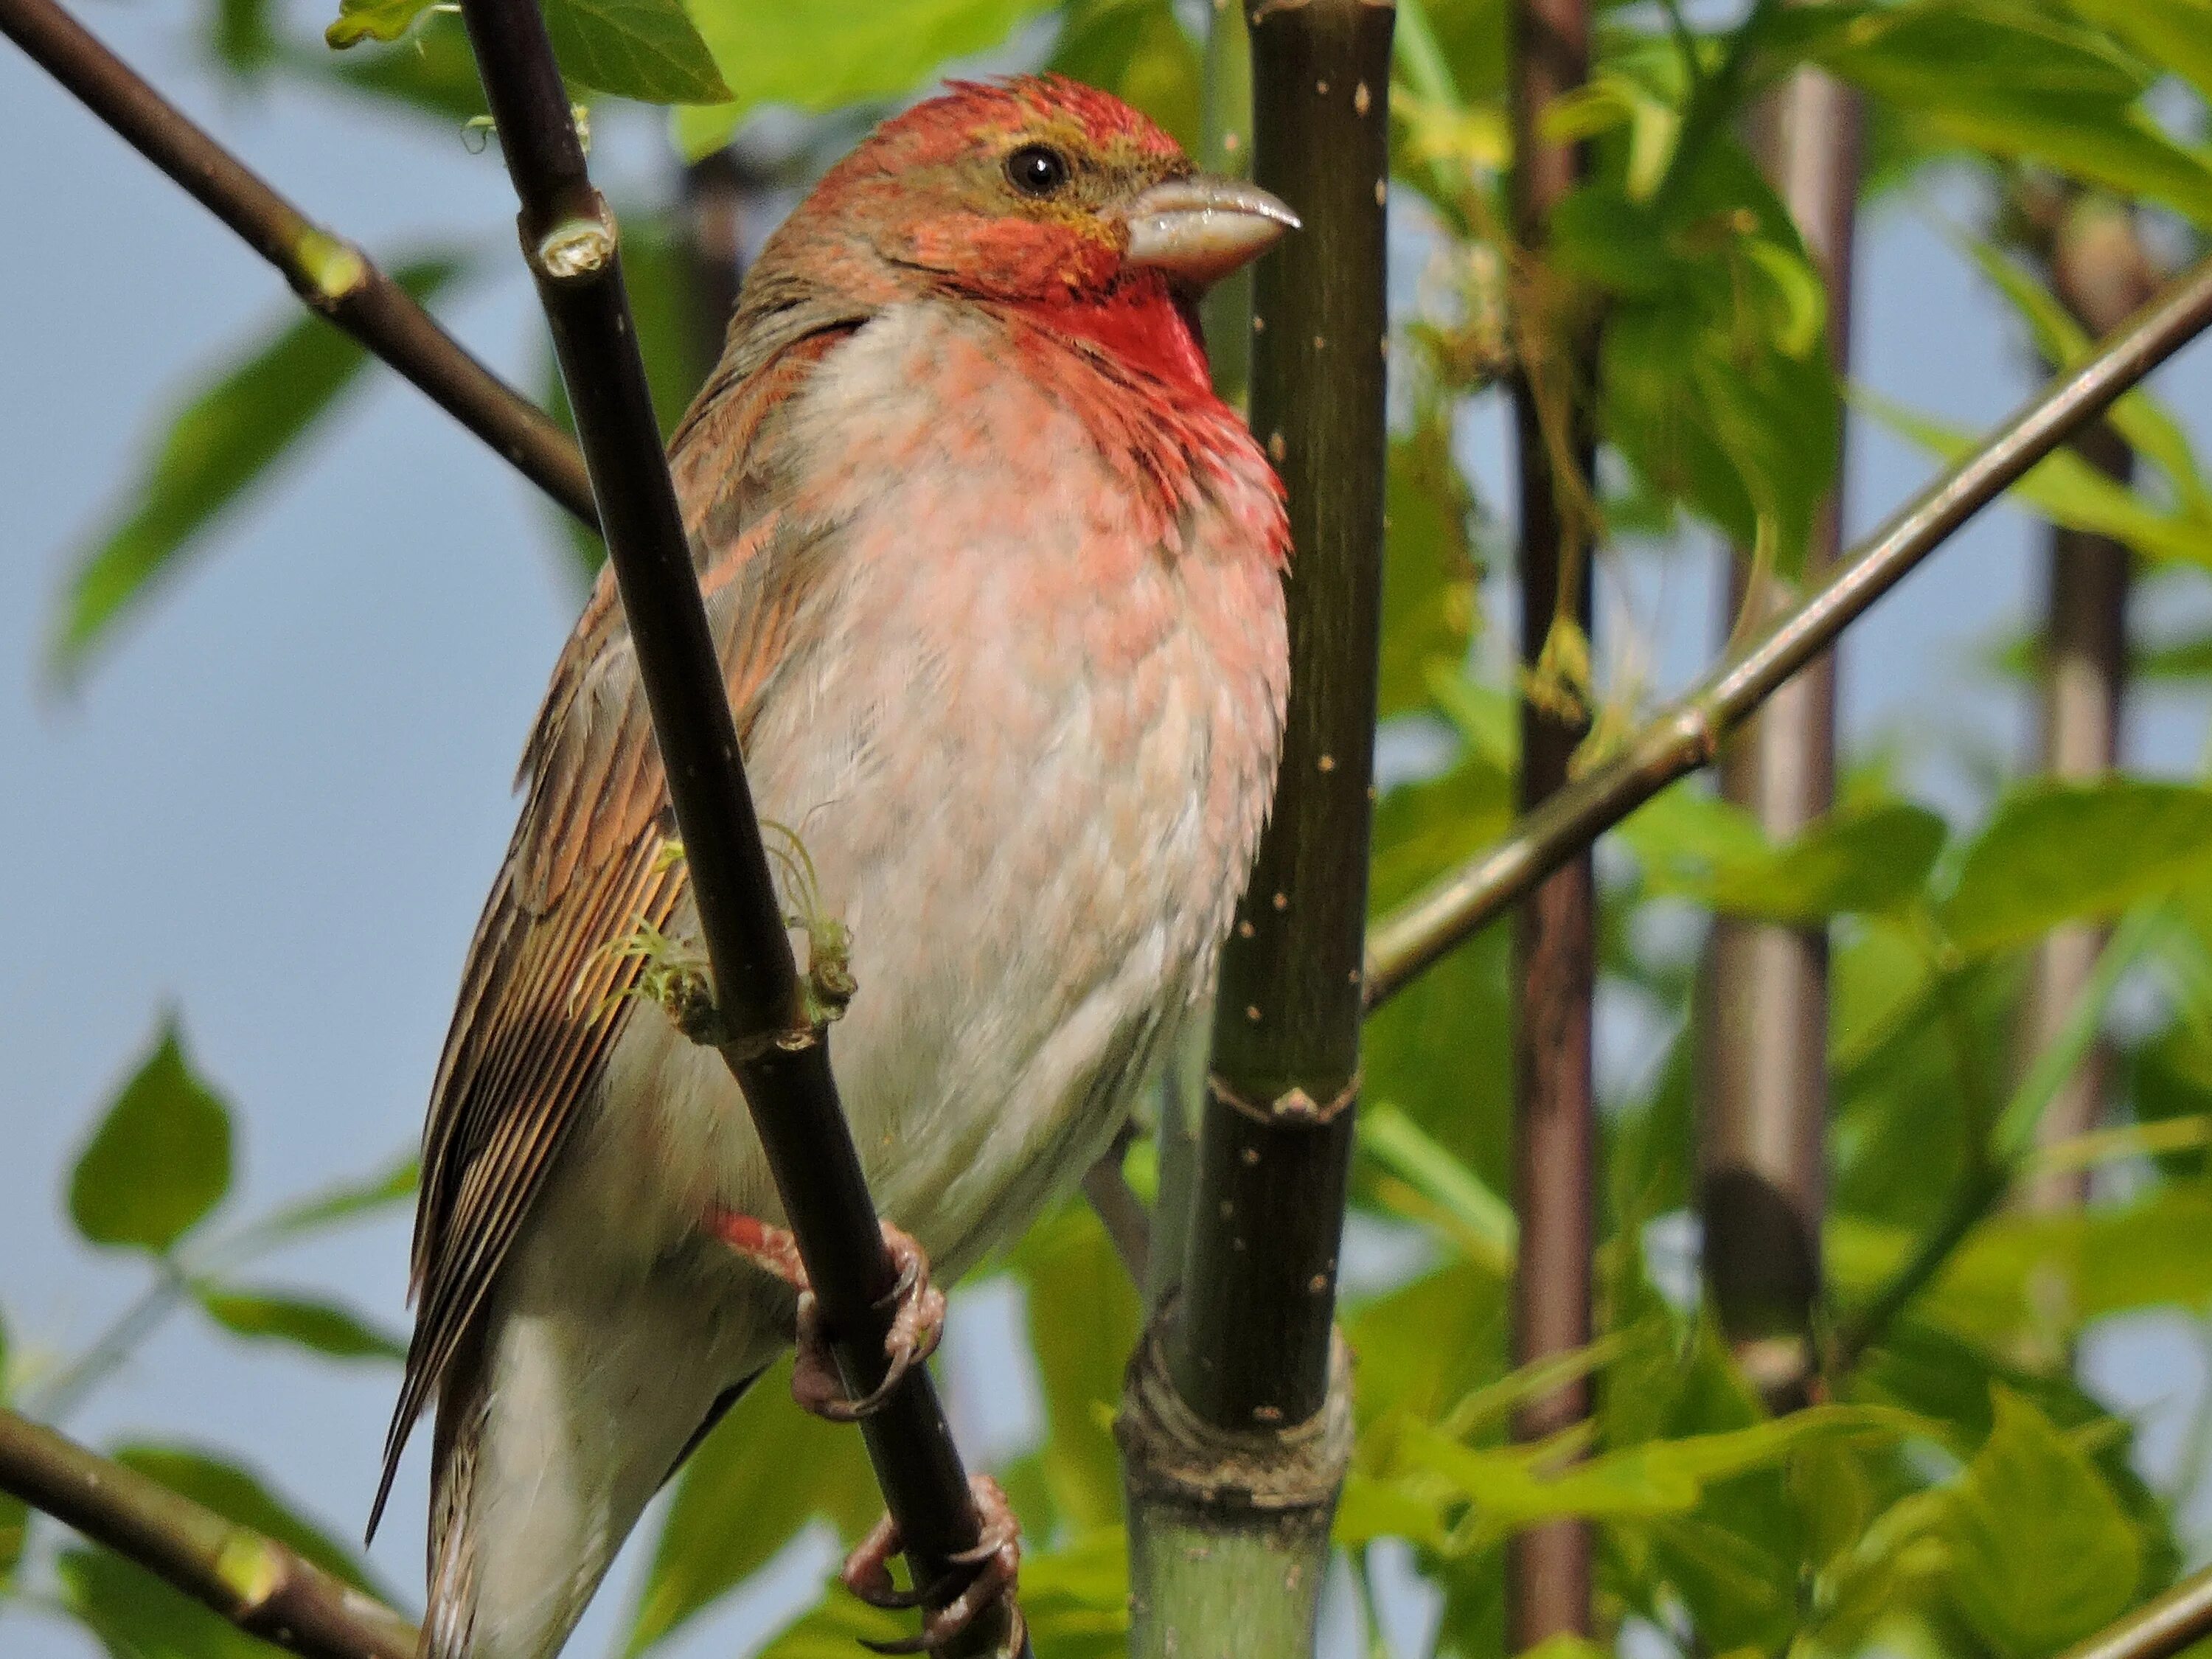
[
  {"x1": 844, "y1": 1475, "x2": 1026, "y2": 1656},
  {"x1": 703, "y1": 1213, "x2": 945, "y2": 1422}
]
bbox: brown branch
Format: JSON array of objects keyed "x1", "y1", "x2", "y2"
[
  {"x1": 1506, "y1": 0, "x2": 1596, "y2": 1639},
  {"x1": 448, "y1": 0, "x2": 1021, "y2": 1651},
  {"x1": 0, "y1": 1408, "x2": 417, "y2": 1659},
  {"x1": 1363, "y1": 251, "x2": 2212, "y2": 1012},
  {"x1": 2014, "y1": 190, "x2": 2160, "y2": 1214},
  {"x1": 0, "y1": 0, "x2": 597, "y2": 529},
  {"x1": 1697, "y1": 55, "x2": 1861, "y2": 1411},
  {"x1": 2058, "y1": 1564, "x2": 2212, "y2": 1659}
]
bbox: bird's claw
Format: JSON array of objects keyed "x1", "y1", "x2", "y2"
[
  {"x1": 793, "y1": 1222, "x2": 945, "y2": 1422},
  {"x1": 703, "y1": 1213, "x2": 944, "y2": 1423},
  {"x1": 845, "y1": 1475, "x2": 1026, "y2": 1656}
]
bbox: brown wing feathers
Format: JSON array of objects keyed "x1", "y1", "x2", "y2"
[{"x1": 369, "y1": 324, "x2": 858, "y2": 1543}]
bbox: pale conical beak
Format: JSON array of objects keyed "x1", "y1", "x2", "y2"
[{"x1": 1120, "y1": 175, "x2": 1300, "y2": 290}]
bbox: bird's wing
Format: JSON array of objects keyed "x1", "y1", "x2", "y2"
[{"x1": 371, "y1": 321, "x2": 858, "y2": 1537}]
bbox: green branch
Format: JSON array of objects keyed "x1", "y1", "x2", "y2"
[
  {"x1": 1363, "y1": 253, "x2": 2212, "y2": 1011},
  {"x1": 0, "y1": 1409, "x2": 418, "y2": 1659},
  {"x1": 0, "y1": 0, "x2": 597, "y2": 529}
]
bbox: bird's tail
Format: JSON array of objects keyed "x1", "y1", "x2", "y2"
[{"x1": 421, "y1": 1284, "x2": 762, "y2": 1659}]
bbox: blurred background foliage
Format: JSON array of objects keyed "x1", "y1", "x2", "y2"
[{"x1": 12, "y1": 0, "x2": 2212, "y2": 1655}]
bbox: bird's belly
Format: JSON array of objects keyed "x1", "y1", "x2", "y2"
[{"x1": 575, "y1": 588, "x2": 1262, "y2": 1292}]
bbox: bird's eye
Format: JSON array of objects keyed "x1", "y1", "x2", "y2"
[{"x1": 1005, "y1": 143, "x2": 1071, "y2": 198}]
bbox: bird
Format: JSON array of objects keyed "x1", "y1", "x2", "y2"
[{"x1": 373, "y1": 74, "x2": 1295, "y2": 1659}]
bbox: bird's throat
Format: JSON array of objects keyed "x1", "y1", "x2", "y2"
[{"x1": 1009, "y1": 277, "x2": 1215, "y2": 403}]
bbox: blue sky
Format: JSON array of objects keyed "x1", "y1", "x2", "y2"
[{"x1": 4, "y1": 4, "x2": 2212, "y2": 1655}]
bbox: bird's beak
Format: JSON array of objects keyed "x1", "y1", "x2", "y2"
[{"x1": 1119, "y1": 175, "x2": 1300, "y2": 290}]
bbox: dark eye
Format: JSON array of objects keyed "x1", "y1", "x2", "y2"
[{"x1": 1005, "y1": 143, "x2": 1071, "y2": 198}]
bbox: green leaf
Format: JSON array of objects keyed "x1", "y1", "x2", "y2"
[
  {"x1": 1943, "y1": 779, "x2": 2212, "y2": 954},
  {"x1": 243, "y1": 1154, "x2": 418, "y2": 1245},
  {"x1": 1006, "y1": 1203, "x2": 1144, "y2": 1534},
  {"x1": 543, "y1": 0, "x2": 730, "y2": 103},
  {"x1": 49, "y1": 257, "x2": 465, "y2": 684},
  {"x1": 324, "y1": 0, "x2": 434, "y2": 47},
  {"x1": 1343, "y1": 1260, "x2": 1508, "y2": 1444},
  {"x1": 1944, "y1": 1389, "x2": 2142, "y2": 1657},
  {"x1": 1360, "y1": 1104, "x2": 1516, "y2": 1271},
  {"x1": 194, "y1": 1285, "x2": 407, "y2": 1362},
  {"x1": 1813, "y1": 0, "x2": 2212, "y2": 225},
  {"x1": 68, "y1": 1019, "x2": 234, "y2": 1255},
  {"x1": 58, "y1": 1546, "x2": 271, "y2": 1659},
  {"x1": 1392, "y1": 1405, "x2": 1923, "y2": 1549},
  {"x1": 625, "y1": 1363, "x2": 880, "y2": 1652},
  {"x1": 1812, "y1": 0, "x2": 2149, "y2": 105},
  {"x1": 2060, "y1": 0, "x2": 2212, "y2": 111},
  {"x1": 1048, "y1": 0, "x2": 1201, "y2": 150},
  {"x1": 313, "y1": 15, "x2": 491, "y2": 121},
  {"x1": 1619, "y1": 305, "x2": 1837, "y2": 569},
  {"x1": 678, "y1": 0, "x2": 1059, "y2": 156},
  {"x1": 1712, "y1": 804, "x2": 1946, "y2": 920},
  {"x1": 1633, "y1": 799, "x2": 1947, "y2": 922},
  {"x1": 0, "y1": 1492, "x2": 23, "y2": 1587}
]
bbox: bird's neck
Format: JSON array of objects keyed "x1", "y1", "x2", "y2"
[{"x1": 1004, "y1": 274, "x2": 1215, "y2": 404}]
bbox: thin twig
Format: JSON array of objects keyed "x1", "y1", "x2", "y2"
[
  {"x1": 1079, "y1": 1130, "x2": 1151, "y2": 1287},
  {"x1": 1363, "y1": 253, "x2": 2212, "y2": 1011},
  {"x1": 0, "y1": 0, "x2": 597, "y2": 529},
  {"x1": 448, "y1": 0, "x2": 1020, "y2": 1650},
  {"x1": 0, "y1": 1408, "x2": 418, "y2": 1659}
]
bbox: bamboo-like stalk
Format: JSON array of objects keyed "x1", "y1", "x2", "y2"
[
  {"x1": 450, "y1": 0, "x2": 1022, "y2": 1650},
  {"x1": 0, "y1": 0, "x2": 595, "y2": 529},
  {"x1": 0, "y1": 1408, "x2": 419, "y2": 1659},
  {"x1": 2015, "y1": 193, "x2": 2158, "y2": 1214},
  {"x1": 1506, "y1": 0, "x2": 1596, "y2": 1638},
  {"x1": 1362, "y1": 252, "x2": 2212, "y2": 1012},
  {"x1": 1117, "y1": 1, "x2": 1391, "y2": 1651},
  {"x1": 1697, "y1": 58, "x2": 1861, "y2": 1409}
]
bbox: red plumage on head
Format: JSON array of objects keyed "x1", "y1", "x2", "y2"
[
  {"x1": 877, "y1": 74, "x2": 1185, "y2": 167},
  {"x1": 785, "y1": 74, "x2": 1190, "y2": 307}
]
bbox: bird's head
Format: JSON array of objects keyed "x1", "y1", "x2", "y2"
[{"x1": 765, "y1": 75, "x2": 1297, "y2": 319}]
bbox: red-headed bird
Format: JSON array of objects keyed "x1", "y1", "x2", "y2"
[{"x1": 376, "y1": 74, "x2": 1294, "y2": 1658}]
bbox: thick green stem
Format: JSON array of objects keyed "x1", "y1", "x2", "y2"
[{"x1": 1119, "y1": 1, "x2": 1393, "y2": 1652}]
